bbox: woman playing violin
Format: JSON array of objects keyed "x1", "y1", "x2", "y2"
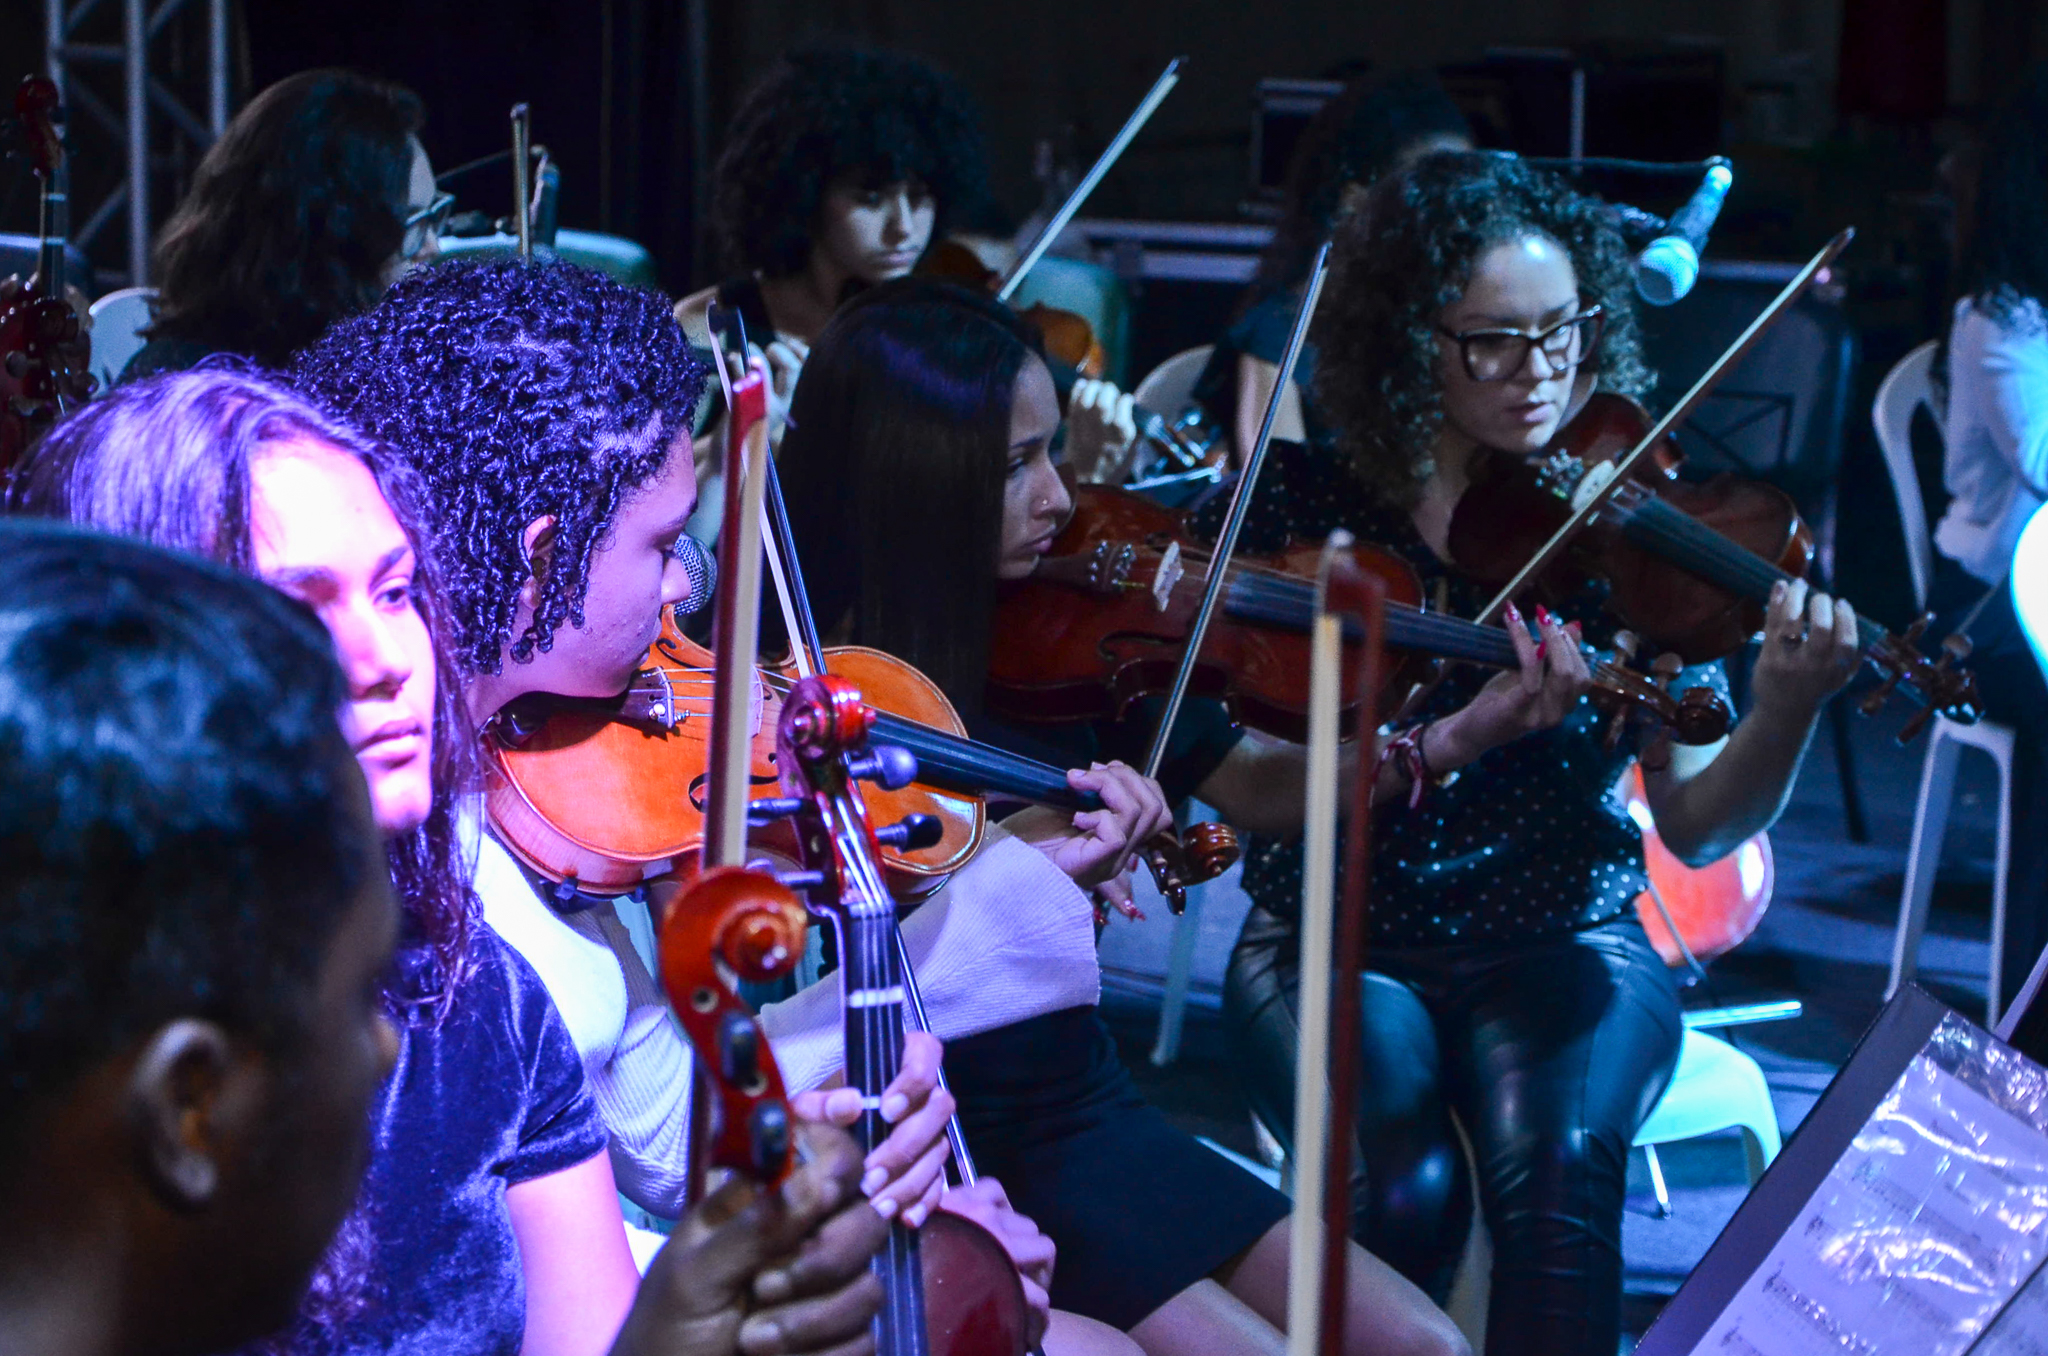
[
  {"x1": 1219, "y1": 151, "x2": 1863, "y2": 1356},
  {"x1": 774, "y1": 275, "x2": 1468, "y2": 1356},
  {"x1": 674, "y1": 43, "x2": 1136, "y2": 481}
]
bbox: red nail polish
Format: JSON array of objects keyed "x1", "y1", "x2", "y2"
[
  {"x1": 1536, "y1": 605, "x2": 1554, "y2": 626},
  {"x1": 1567, "y1": 620, "x2": 1583, "y2": 638},
  {"x1": 1504, "y1": 601, "x2": 1522, "y2": 623},
  {"x1": 1536, "y1": 641, "x2": 1548, "y2": 661}
]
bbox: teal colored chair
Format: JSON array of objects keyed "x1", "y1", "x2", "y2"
[{"x1": 436, "y1": 228, "x2": 660, "y2": 290}]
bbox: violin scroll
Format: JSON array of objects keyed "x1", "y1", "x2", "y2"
[
  {"x1": 1140, "y1": 823, "x2": 1242, "y2": 915},
  {"x1": 1864, "y1": 618, "x2": 1983, "y2": 740},
  {"x1": 655, "y1": 864, "x2": 808, "y2": 1184}
]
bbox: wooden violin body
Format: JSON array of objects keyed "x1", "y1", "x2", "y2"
[
  {"x1": 989, "y1": 484, "x2": 1733, "y2": 749},
  {"x1": 920, "y1": 239, "x2": 1105, "y2": 378},
  {"x1": 1447, "y1": 393, "x2": 1813, "y2": 665},
  {"x1": 989, "y1": 485, "x2": 1407, "y2": 743},
  {"x1": 1, "y1": 76, "x2": 90, "y2": 470},
  {"x1": 486, "y1": 620, "x2": 983, "y2": 897}
]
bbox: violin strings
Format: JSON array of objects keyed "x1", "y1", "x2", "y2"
[{"x1": 1622, "y1": 499, "x2": 1888, "y2": 653}]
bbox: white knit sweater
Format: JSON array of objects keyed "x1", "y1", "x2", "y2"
[{"x1": 467, "y1": 809, "x2": 1101, "y2": 1219}]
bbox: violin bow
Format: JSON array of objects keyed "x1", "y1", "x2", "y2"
[
  {"x1": 1287, "y1": 534, "x2": 1386, "y2": 1356},
  {"x1": 706, "y1": 305, "x2": 989, "y2": 1190},
  {"x1": 509, "y1": 104, "x2": 533, "y2": 261},
  {"x1": 1470, "y1": 227, "x2": 1855, "y2": 628},
  {"x1": 995, "y1": 56, "x2": 1184, "y2": 305},
  {"x1": 1138, "y1": 241, "x2": 1331, "y2": 780}
]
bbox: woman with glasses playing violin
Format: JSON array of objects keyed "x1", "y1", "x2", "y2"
[
  {"x1": 1216, "y1": 152, "x2": 1863, "y2": 1356},
  {"x1": 122, "y1": 69, "x2": 450, "y2": 383}
]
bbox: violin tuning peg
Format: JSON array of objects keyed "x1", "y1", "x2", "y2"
[
  {"x1": 1611, "y1": 629, "x2": 1640, "y2": 661},
  {"x1": 1896, "y1": 707, "x2": 1934, "y2": 745},
  {"x1": 847, "y1": 743, "x2": 919, "y2": 791},
  {"x1": 1650, "y1": 652, "x2": 1683, "y2": 684},
  {"x1": 1941, "y1": 632, "x2": 1973, "y2": 664},
  {"x1": 715, "y1": 1010, "x2": 763, "y2": 1089},
  {"x1": 1904, "y1": 614, "x2": 1932, "y2": 644},
  {"x1": 874, "y1": 813, "x2": 944, "y2": 852},
  {"x1": 749, "y1": 1100, "x2": 791, "y2": 1177},
  {"x1": 774, "y1": 868, "x2": 826, "y2": 892},
  {"x1": 746, "y1": 796, "x2": 806, "y2": 826}
]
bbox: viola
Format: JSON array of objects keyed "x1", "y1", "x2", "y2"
[
  {"x1": 0, "y1": 77, "x2": 91, "y2": 470},
  {"x1": 987, "y1": 483, "x2": 1733, "y2": 748},
  {"x1": 760, "y1": 672, "x2": 1031, "y2": 1356},
  {"x1": 486, "y1": 615, "x2": 1240, "y2": 903},
  {"x1": 1446, "y1": 390, "x2": 1981, "y2": 737}
]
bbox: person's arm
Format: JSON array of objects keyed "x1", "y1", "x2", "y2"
[
  {"x1": 1197, "y1": 603, "x2": 1589, "y2": 833},
  {"x1": 507, "y1": 1152, "x2": 642, "y2": 1356},
  {"x1": 1642, "y1": 579, "x2": 1861, "y2": 865},
  {"x1": 1231, "y1": 353, "x2": 1304, "y2": 466},
  {"x1": 1972, "y1": 307, "x2": 2048, "y2": 496}
]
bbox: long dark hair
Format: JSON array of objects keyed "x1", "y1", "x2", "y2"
[
  {"x1": 8, "y1": 365, "x2": 477, "y2": 1021},
  {"x1": 1957, "y1": 63, "x2": 2048, "y2": 326},
  {"x1": 776, "y1": 278, "x2": 1043, "y2": 711},
  {"x1": 1314, "y1": 150, "x2": 1653, "y2": 504},
  {"x1": 146, "y1": 70, "x2": 424, "y2": 368}
]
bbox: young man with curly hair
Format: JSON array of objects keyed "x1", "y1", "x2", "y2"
[
  {"x1": 293, "y1": 257, "x2": 1168, "y2": 1356},
  {"x1": 1215, "y1": 151, "x2": 1862, "y2": 1356}
]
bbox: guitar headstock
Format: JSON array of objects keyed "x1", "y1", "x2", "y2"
[{"x1": 14, "y1": 77, "x2": 63, "y2": 180}]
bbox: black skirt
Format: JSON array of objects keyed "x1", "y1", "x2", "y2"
[{"x1": 946, "y1": 1006, "x2": 1290, "y2": 1330}]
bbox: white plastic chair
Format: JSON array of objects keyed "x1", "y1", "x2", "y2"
[
  {"x1": 1132, "y1": 344, "x2": 1213, "y2": 420},
  {"x1": 1874, "y1": 340, "x2": 2021, "y2": 1027},
  {"x1": 86, "y1": 286, "x2": 156, "y2": 393}
]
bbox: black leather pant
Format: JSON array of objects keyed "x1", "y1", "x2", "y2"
[{"x1": 1225, "y1": 904, "x2": 1682, "y2": 1356}]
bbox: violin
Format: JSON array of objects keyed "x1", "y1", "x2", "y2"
[
  {"x1": 756, "y1": 672, "x2": 1030, "y2": 1356},
  {"x1": 1625, "y1": 763, "x2": 1773, "y2": 968},
  {"x1": 486, "y1": 616, "x2": 1239, "y2": 904},
  {"x1": 919, "y1": 239, "x2": 1105, "y2": 378},
  {"x1": 0, "y1": 77, "x2": 91, "y2": 470},
  {"x1": 1446, "y1": 389, "x2": 1981, "y2": 738},
  {"x1": 986, "y1": 482, "x2": 1733, "y2": 748}
]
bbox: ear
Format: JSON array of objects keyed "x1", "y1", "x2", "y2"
[
  {"x1": 126, "y1": 1019, "x2": 256, "y2": 1210},
  {"x1": 518, "y1": 515, "x2": 558, "y2": 611}
]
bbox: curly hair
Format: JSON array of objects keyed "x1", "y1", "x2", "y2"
[
  {"x1": 9, "y1": 364, "x2": 478, "y2": 1025},
  {"x1": 712, "y1": 43, "x2": 989, "y2": 279},
  {"x1": 1957, "y1": 62, "x2": 2048, "y2": 326},
  {"x1": 1313, "y1": 150, "x2": 1654, "y2": 504},
  {"x1": 146, "y1": 70, "x2": 424, "y2": 369},
  {"x1": 290, "y1": 259, "x2": 709, "y2": 675}
]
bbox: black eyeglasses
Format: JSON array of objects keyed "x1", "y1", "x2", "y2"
[
  {"x1": 400, "y1": 192, "x2": 456, "y2": 260},
  {"x1": 1438, "y1": 306, "x2": 1605, "y2": 383}
]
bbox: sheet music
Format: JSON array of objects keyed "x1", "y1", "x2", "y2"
[
  {"x1": 1692, "y1": 1052, "x2": 2048, "y2": 1355},
  {"x1": 1969, "y1": 1259, "x2": 2048, "y2": 1356}
]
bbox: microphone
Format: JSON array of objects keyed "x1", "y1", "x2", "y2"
[{"x1": 1634, "y1": 159, "x2": 1733, "y2": 306}]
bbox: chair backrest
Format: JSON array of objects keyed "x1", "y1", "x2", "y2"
[
  {"x1": 1133, "y1": 345, "x2": 1215, "y2": 419},
  {"x1": 86, "y1": 286, "x2": 158, "y2": 394},
  {"x1": 1871, "y1": 339, "x2": 1942, "y2": 613},
  {"x1": 2011, "y1": 503, "x2": 2048, "y2": 684}
]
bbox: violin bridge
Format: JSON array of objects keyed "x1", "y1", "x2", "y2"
[{"x1": 1149, "y1": 541, "x2": 1183, "y2": 613}]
